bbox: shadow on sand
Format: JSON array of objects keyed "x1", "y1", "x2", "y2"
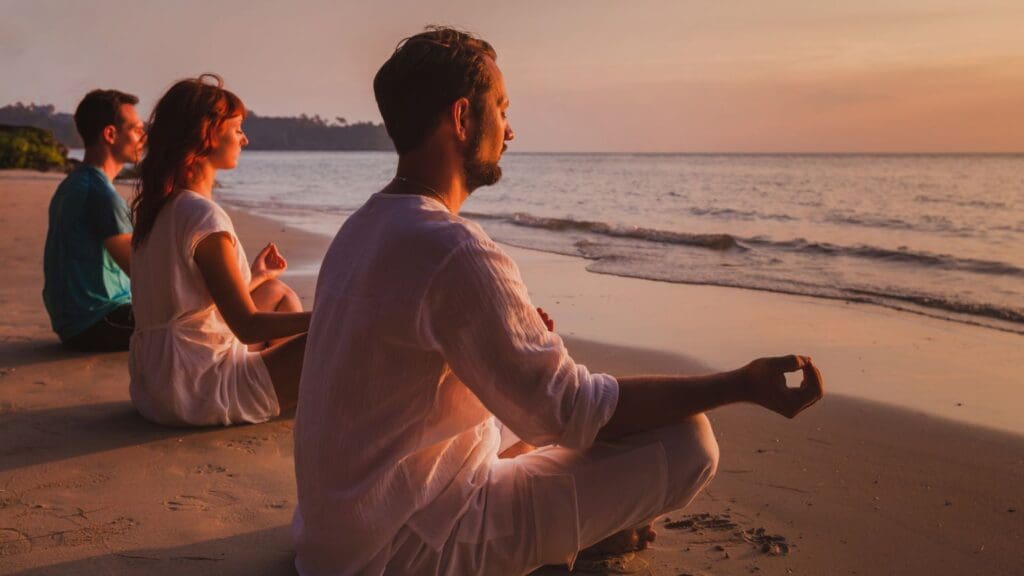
[
  {"x1": 0, "y1": 338, "x2": 122, "y2": 370},
  {"x1": 0, "y1": 401, "x2": 205, "y2": 472},
  {"x1": 9, "y1": 526, "x2": 297, "y2": 576}
]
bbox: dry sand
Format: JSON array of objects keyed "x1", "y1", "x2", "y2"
[{"x1": 1, "y1": 170, "x2": 1021, "y2": 575}]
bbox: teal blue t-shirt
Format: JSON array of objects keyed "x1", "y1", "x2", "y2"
[{"x1": 42, "y1": 165, "x2": 133, "y2": 341}]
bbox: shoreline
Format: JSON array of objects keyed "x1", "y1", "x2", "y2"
[
  {"x1": 229, "y1": 199, "x2": 1024, "y2": 337},
  {"x1": 2, "y1": 170, "x2": 1021, "y2": 575},
  {"x1": 224, "y1": 196, "x2": 1024, "y2": 438}
]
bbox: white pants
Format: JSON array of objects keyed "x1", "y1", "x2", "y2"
[{"x1": 383, "y1": 415, "x2": 720, "y2": 576}]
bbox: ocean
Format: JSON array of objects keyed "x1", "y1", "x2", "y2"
[{"x1": 206, "y1": 152, "x2": 1023, "y2": 335}]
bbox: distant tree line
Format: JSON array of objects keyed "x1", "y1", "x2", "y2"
[
  {"x1": 0, "y1": 104, "x2": 81, "y2": 147},
  {"x1": 243, "y1": 112, "x2": 393, "y2": 151},
  {"x1": 0, "y1": 103, "x2": 393, "y2": 151}
]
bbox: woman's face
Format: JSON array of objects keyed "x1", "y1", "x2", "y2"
[{"x1": 208, "y1": 115, "x2": 248, "y2": 170}]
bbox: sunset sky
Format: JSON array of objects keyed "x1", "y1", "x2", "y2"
[{"x1": 3, "y1": 0, "x2": 1022, "y2": 152}]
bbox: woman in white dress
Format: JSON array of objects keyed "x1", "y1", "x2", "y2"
[{"x1": 128, "y1": 75, "x2": 310, "y2": 426}]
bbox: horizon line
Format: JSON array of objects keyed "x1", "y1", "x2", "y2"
[
  {"x1": 64, "y1": 146, "x2": 1024, "y2": 156},
  {"x1": 226, "y1": 149, "x2": 1024, "y2": 156}
]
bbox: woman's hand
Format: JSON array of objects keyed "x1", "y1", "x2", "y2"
[
  {"x1": 741, "y1": 355, "x2": 824, "y2": 418},
  {"x1": 537, "y1": 307, "x2": 555, "y2": 332},
  {"x1": 195, "y1": 234, "x2": 309, "y2": 345},
  {"x1": 252, "y1": 242, "x2": 287, "y2": 283}
]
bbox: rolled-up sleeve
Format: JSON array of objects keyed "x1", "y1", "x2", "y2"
[{"x1": 419, "y1": 237, "x2": 619, "y2": 451}]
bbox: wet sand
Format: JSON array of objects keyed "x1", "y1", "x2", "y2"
[{"x1": 1, "y1": 170, "x2": 1021, "y2": 575}]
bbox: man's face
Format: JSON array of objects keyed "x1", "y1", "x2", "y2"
[
  {"x1": 111, "y1": 104, "x2": 146, "y2": 164},
  {"x1": 463, "y1": 57, "x2": 514, "y2": 192}
]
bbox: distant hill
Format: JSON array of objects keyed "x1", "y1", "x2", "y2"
[{"x1": 0, "y1": 103, "x2": 393, "y2": 151}]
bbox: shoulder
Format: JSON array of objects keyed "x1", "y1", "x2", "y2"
[
  {"x1": 422, "y1": 214, "x2": 512, "y2": 283},
  {"x1": 348, "y1": 193, "x2": 485, "y2": 252},
  {"x1": 425, "y1": 208, "x2": 486, "y2": 245},
  {"x1": 174, "y1": 192, "x2": 234, "y2": 232},
  {"x1": 56, "y1": 166, "x2": 104, "y2": 195},
  {"x1": 175, "y1": 191, "x2": 228, "y2": 218},
  {"x1": 56, "y1": 167, "x2": 127, "y2": 213},
  {"x1": 410, "y1": 207, "x2": 506, "y2": 274},
  {"x1": 395, "y1": 193, "x2": 490, "y2": 247}
]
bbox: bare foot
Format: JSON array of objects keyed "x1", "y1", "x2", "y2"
[
  {"x1": 580, "y1": 523, "x2": 657, "y2": 557},
  {"x1": 636, "y1": 523, "x2": 657, "y2": 549}
]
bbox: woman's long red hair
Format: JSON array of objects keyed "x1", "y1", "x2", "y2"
[{"x1": 131, "y1": 74, "x2": 245, "y2": 248}]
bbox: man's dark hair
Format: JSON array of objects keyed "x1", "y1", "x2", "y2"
[
  {"x1": 374, "y1": 26, "x2": 496, "y2": 154},
  {"x1": 74, "y1": 89, "x2": 139, "y2": 147}
]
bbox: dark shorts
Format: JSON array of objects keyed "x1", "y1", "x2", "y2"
[{"x1": 64, "y1": 304, "x2": 134, "y2": 352}]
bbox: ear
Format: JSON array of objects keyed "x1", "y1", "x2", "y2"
[
  {"x1": 102, "y1": 124, "x2": 118, "y2": 146},
  {"x1": 451, "y1": 97, "x2": 472, "y2": 143}
]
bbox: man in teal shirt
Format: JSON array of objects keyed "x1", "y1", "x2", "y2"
[{"x1": 43, "y1": 89, "x2": 145, "y2": 351}]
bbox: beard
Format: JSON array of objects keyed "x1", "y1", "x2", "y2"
[{"x1": 462, "y1": 122, "x2": 503, "y2": 193}]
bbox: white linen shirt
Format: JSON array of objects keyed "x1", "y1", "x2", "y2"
[{"x1": 293, "y1": 192, "x2": 619, "y2": 575}]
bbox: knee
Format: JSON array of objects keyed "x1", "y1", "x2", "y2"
[
  {"x1": 280, "y1": 282, "x2": 303, "y2": 312},
  {"x1": 682, "y1": 413, "x2": 720, "y2": 481},
  {"x1": 264, "y1": 278, "x2": 303, "y2": 312},
  {"x1": 654, "y1": 414, "x2": 720, "y2": 513}
]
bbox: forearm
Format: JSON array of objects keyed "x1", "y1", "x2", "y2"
[
  {"x1": 231, "y1": 310, "x2": 311, "y2": 345},
  {"x1": 103, "y1": 233, "x2": 132, "y2": 276},
  {"x1": 597, "y1": 369, "x2": 747, "y2": 441}
]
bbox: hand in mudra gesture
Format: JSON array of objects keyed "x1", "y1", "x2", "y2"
[
  {"x1": 252, "y1": 242, "x2": 287, "y2": 281},
  {"x1": 743, "y1": 355, "x2": 824, "y2": 418}
]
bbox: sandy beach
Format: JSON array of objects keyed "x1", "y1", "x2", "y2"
[{"x1": 1, "y1": 169, "x2": 1022, "y2": 575}]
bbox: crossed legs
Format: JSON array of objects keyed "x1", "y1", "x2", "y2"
[
  {"x1": 384, "y1": 414, "x2": 720, "y2": 575},
  {"x1": 251, "y1": 278, "x2": 307, "y2": 413}
]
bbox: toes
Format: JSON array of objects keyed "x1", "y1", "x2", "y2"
[
  {"x1": 637, "y1": 523, "x2": 655, "y2": 538},
  {"x1": 636, "y1": 524, "x2": 657, "y2": 549}
]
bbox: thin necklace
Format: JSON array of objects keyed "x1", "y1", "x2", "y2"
[{"x1": 393, "y1": 176, "x2": 440, "y2": 197}]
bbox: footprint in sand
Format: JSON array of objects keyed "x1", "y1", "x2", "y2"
[
  {"x1": 51, "y1": 516, "x2": 138, "y2": 548},
  {"x1": 0, "y1": 528, "x2": 31, "y2": 557},
  {"x1": 0, "y1": 490, "x2": 20, "y2": 510},
  {"x1": 35, "y1": 471, "x2": 110, "y2": 490},
  {"x1": 2, "y1": 517, "x2": 139, "y2": 553},
  {"x1": 663, "y1": 513, "x2": 792, "y2": 557},
  {"x1": 739, "y1": 527, "x2": 790, "y2": 556},
  {"x1": 191, "y1": 464, "x2": 227, "y2": 475},
  {"x1": 163, "y1": 496, "x2": 200, "y2": 512},
  {"x1": 664, "y1": 512, "x2": 738, "y2": 532},
  {"x1": 163, "y1": 491, "x2": 238, "y2": 512},
  {"x1": 217, "y1": 435, "x2": 269, "y2": 455}
]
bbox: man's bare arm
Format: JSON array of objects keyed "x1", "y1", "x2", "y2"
[
  {"x1": 103, "y1": 233, "x2": 132, "y2": 276},
  {"x1": 598, "y1": 356, "x2": 823, "y2": 441}
]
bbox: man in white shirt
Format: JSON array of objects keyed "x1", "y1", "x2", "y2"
[{"x1": 293, "y1": 27, "x2": 824, "y2": 576}]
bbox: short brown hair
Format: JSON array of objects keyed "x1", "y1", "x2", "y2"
[
  {"x1": 74, "y1": 89, "x2": 139, "y2": 147},
  {"x1": 374, "y1": 26, "x2": 496, "y2": 154}
]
